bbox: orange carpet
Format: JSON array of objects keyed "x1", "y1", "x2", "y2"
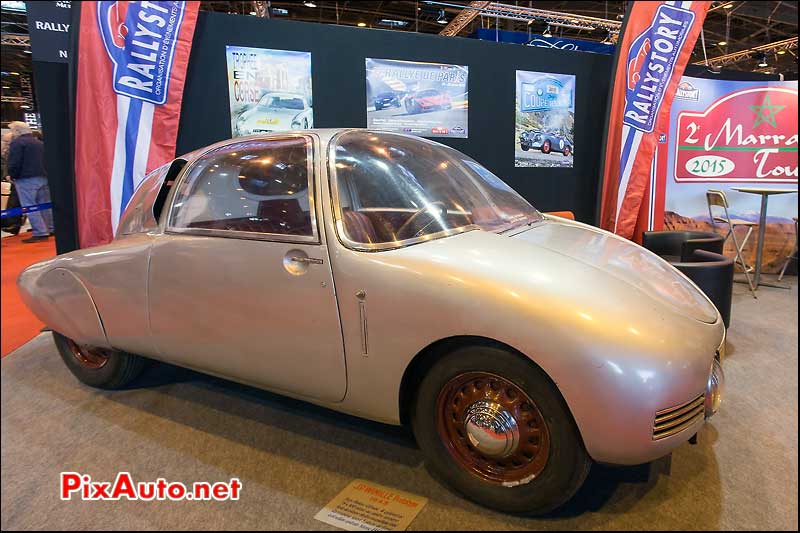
[{"x1": 1, "y1": 234, "x2": 56, "y2": 356}]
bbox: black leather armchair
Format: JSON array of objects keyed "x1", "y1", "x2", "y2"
[
  {"x1": 671, "y1": 250, "x2": 733, "y2": 328},
  {"x1": 643, "y1": 231, "x2": 733, "y2": 328},
  {"x1": 642, "y1": 230, "x2": 724, "y2": 262}
]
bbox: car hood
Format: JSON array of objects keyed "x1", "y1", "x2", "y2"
[
  {"x1": 397, "y1": 219, "x2": 719, "y2": 324},
  {"x1": 419, "y1": 95, "x2": 446, "y2": 104},
  {"x1": 240, "y1": 108, "x2": 301, "y2": 124},
  {"x1": 509, "y1": 219, "x2": 718, "y2": 323}
]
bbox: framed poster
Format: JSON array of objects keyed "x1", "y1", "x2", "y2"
[
  {"x1": 366, "y1": 58, "x2": 469, "y2": 138},
  {"x1": 226, "y1": 46, "x2": 313, "y2": 137},
  {"x1": 515, "y1": 71, "x2": 576, "y2": 168}
]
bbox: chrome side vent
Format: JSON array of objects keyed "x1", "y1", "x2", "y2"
[{"x1": 653, "y1": 394, "x2": 704, "y2": 440}]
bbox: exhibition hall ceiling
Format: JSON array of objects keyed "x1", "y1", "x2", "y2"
[{"x1": 200, "y1": 1, "x2": 798, "y2": 76}]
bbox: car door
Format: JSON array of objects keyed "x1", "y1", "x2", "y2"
[{"x1": 147, "y1": 135, "x2": 347, "y2": 403}]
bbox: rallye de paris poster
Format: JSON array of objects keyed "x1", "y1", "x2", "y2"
[
  {"x1": 366, "y1": 58, "x2": 469, "y2": 138},
  {"x1": 226, "y1": 46, "x2": 313, "y2": 137},
  {"x1": 515, "y1": 71, "x2": 576, "y2": 168}
]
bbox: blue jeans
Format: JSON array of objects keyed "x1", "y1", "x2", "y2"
[{"x1": 14, "y1": 177, "x2": 54, "y2": 237}]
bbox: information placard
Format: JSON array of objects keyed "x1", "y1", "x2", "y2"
[{"x1": 314, "y1": 479, "x2": 428, "y2": 531}]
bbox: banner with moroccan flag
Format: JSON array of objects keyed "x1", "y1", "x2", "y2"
[
  {"x1": 651, "y1": 75, "x2": 798, "y2": 273},
  {"x1": 74, "y1": 1, "x2": 200, "y2": 248},
  {"x1": 599, "y1": 0, "x2": 710, "y2": 241}
]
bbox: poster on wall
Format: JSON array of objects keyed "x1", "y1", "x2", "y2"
[
  {"x1": 657, "y1": 76, "x2": 798, "y2": 273},
  {"x1": 515, "y1": 71, "x2": 575, "y2": 168},
  {"x1": 226, "y1": 46, "x2": 313, "y2": 137},
  {"x1": 365, "y1": 58, "x2": 469, "y2": 138}
]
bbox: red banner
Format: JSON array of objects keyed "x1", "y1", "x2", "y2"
[
  {"x1": 599, "y1": 1, "x2": 710, "y2": 241},
  {"x1": 74, "y1": 1, "x2": 199, "y2": 248}
]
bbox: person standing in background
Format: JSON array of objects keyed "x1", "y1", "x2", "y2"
[
  {"x1": 6, "y1": 121, "x2": 53, "y2": 243},
  {"x1": 2, "y1": 131, "x2": 23, "y2": 235}
]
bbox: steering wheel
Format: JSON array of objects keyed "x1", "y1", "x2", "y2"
[{"x1": 396, "y1": 202, "x2": 448, "y2": 241}]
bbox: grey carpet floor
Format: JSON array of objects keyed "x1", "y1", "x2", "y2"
[{"x1": 2, "y1": 279, "x2": 797, "y2": 530}]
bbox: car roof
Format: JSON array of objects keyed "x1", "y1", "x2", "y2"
[
  {"x1": 176, "y1": 128, "x2": 450, "y2": 165},
  {"x1": 261, "y1": 92, "x2": 306, "y2": 99}
]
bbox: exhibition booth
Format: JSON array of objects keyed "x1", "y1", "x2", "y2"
[{"x1": 1, "y1": 1, "x2": 797, "y2": 531}]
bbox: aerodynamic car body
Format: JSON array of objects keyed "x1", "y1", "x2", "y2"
[
  {"x1": 520, "y1": 129, "x2": 573, "y2": 156},
  {"x1": 18, "y1": 129, "x2": 724, "y2": 515},
  {"x1": 373, "y1": 92, "x2": 402, "y2": 111},
  {"x1": 404, "y1": 89, "x2": 452, "y2": 114},
  {"x1": 234, "y1": 92, "x2": 313, "y2": 135}
]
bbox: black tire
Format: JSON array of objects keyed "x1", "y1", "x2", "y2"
[
  {"x1": 520, "y1": 143, "x2": 530, "y2": 152},
  {"x1": 411, "y1": 345, "x2": 591, "y2": 515},
  {"x1": 53, "y1": 332, "x2": 146, "y2": 390},
  {"x1": 375, "y1": 103, "x2": 382, "y2": 111}
]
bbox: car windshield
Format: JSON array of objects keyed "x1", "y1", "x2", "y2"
[
  {"x1": 263, "y1": 96, "x2": 305, "y2": 110},
  {"x1": 332, "y1": 131, "x2": 542, "y2": 250}
]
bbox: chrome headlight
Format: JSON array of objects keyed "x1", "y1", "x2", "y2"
[{"x1": 704, "y1": 358, "x2": 724, "y2": 418}]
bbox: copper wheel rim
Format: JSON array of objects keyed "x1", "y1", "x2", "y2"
[
  {"x1": 66, "y1": 339, "x2": 111, "y2": 369},
  {"x1": 435, "y1": 372, "x2": 550, "y2": 485}
]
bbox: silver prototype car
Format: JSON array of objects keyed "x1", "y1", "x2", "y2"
[{"x1": 18, "y1": 129, "x2": 725, "y2": 514}]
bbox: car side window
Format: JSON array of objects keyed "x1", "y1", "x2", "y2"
[
  {"x1": 167, "y1": 137, "x2": 315, "y2": 240},
  {"x1": 117, "y1": 163, "x2": 170, "y2": 236}
]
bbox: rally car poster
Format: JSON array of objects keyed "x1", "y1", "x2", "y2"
[
  {"x1": 226, "y1": 46, "x2": 313, "y2": 137},
  {"x1": 515, "y1": 71, "x2": 576, "y2": 168},
  {"x1": 366, "y1": 58, "x2": 469, "y2": 139}
]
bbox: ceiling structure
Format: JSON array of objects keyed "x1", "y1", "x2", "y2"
[
  {"x1": 2, "y1": 1, "x2": 798, "y2": 127},
  {"x1": 201, "y1": 1, "x2": 798, "y2": 77}
]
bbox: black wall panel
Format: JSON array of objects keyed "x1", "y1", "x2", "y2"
[
  {"x1": 177, "y1": 12, "x2": 613, "y2": 222},
  {"x1": 32, "y1": 61, "x2": 78, "y2": 254}
]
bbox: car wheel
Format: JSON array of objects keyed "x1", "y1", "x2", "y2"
[
  {"x1": 541, "y1": 140, "x2": 551, "y2": 154},
  {"x1": 520, "y1": 143, "x2": 530, "y2": 152},
  {"x1": 563, "y1": 146, "x2": 571, "y2": 157},
  {"x1": 375, "y1": 104, "x2": 382, "y2": 111},
  {"x1": 412, "y1": 344, "x2": 591, "y2": 515},
  {"x1": 53, "y1": 331, "x2": 146, "y2": 390}
]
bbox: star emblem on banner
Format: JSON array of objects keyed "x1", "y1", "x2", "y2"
[{"x1": 749, "y1": 94, "x2": 785, "y2": 128}]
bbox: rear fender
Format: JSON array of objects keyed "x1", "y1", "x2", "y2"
[{"x1": 18, "y1": 266, "x2": 109, "y2": 347}]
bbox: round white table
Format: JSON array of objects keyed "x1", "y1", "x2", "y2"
[{"x1": 731, "y1": 187, "x2": 798, "y2": 289}]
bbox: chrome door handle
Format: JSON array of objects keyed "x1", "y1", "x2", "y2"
[{"x1": 291, "y1": 256, "x2": 324, "y2": 265}]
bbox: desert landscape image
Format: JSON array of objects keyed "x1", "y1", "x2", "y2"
[{"x1": 664, "y1": 211, "x2": 797, "y2": 274}]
